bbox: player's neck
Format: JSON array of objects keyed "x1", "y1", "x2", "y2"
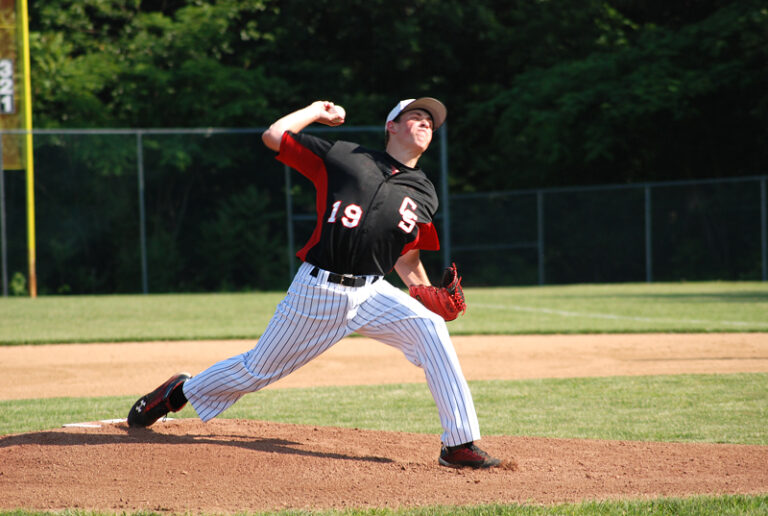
[{"x1": 385, "y1": 142, "x2": 423, "y2": 168}]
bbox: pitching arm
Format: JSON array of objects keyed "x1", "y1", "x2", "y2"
[{"x1": 262, "y1": 101, "x2": 346, "y2": 151}]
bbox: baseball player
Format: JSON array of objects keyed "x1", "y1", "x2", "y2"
[{"x1": 127, "y1": 97, "x2": 501, "y2": 469}]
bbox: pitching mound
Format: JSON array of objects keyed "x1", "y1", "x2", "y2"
[{"x1": 1, "y1": 418, "x2": 767, "y2": 513}]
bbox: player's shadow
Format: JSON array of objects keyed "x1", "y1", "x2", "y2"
[{"x1": 0, "y1": 427, "x2": 394, "y2": 464}]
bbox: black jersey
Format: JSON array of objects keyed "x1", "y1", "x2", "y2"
[{"x1": 276, "y1": 131, "x2": 440, "y2": 275}]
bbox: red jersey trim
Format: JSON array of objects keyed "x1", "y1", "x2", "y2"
[
  {"x1": 276, "y1": 132, "x2": 328, "y2": 261},
  {"x1": 401, "y1": 222, "x2": 440, "y2": 255}
]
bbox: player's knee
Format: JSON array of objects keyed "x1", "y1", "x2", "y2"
[{"x1": 419, "y1": 309, "x2": 449, "y2": 335}]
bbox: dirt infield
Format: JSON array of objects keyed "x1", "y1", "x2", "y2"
[{"x1": 1, "y1": 333, "x2": 767, "y2": 513}]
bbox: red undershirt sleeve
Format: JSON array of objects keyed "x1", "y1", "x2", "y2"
[
  {"x1": 275, "y1": 132, "x2": 326, "y2": 183},
  {"x1": 401, "y1": 222, "x2": 440, "y2": 255}
]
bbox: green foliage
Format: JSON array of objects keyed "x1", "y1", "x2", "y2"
[
  {"x1": 463, "y1": 1, "x2": 768, "y2": 189},
  {"x1": 9, "y1": 271, "x2": 27, "y2": 296},
  {"x1": 31, "y1": 0, "x2": 279, "y2": 128},
  {"x1": 198, "y1": 185, "x2": 286, "y2": 290},
  {"x1": 28, "y1": 0, "x2": 767, "y2": 189}
]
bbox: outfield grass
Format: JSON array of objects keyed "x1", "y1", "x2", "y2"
[
  {"x1": 0, "y1": 292, "x2": 286, "y2": 344},
  {"x1": 459, "y1": 281, "x2": 768, "y2": 335},
  {"x1": 1, "y1": 281, "x2": 767, "y2": 344}
]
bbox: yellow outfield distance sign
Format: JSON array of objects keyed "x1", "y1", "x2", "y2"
[{"x1": 0, "y1": 0, "x2": 23, "y2": 170}]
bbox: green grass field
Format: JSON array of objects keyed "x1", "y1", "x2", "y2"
[
  {"x1": 1, "y1": 281, "x2": 767, "y2": 344},
  {"x1": 1, "y1": 281, "x2": 767, "y2": 516}
]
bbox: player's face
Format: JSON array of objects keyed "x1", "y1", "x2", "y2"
[{"x1": 396, "y1": 109, "x2": 434, "y2": 150}]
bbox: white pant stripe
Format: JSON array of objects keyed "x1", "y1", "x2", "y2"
[{"x1": 183, "y1": 262, "x2": 481, "y2": 446}]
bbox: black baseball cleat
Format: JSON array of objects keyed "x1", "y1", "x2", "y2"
[
  {"x1": 439, "y1": 442, "x2": 502, "y2": 469},
  {"x1": 127, "y1": 372, "x2": 191, "y2": 428}
]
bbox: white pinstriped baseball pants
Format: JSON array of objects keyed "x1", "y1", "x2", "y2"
[{"x1": 183, "y1": 261, "x2": 481, "y2": 447}]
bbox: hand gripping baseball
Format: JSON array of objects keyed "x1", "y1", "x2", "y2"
[
  {"x1": 409, "y1": 263, "x2": 467, "y2": 322},
  {"x1": 316, "y1": 101, "x2": 346, "y2": 126}
]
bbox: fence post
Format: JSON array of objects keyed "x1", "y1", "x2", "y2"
[
  {"x1": 136, "y1": 132, "x2": 148, "y2": 294},
  {"x1": 439, "y1": 126, "x2": 451, "y2": 268},
  {"x1": 537, "y1": 190, "x2": 545, "y2": 285},
  {"x1": 645, "y1": 185, "x2": 653, "y2": 283},
  {"x1": 761, "y1": 177, "x2": 767, "y2": 282}
]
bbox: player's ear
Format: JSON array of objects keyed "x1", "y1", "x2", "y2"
[{"x1": 386, "y1": 120, "x2": 398, "y2": 137}]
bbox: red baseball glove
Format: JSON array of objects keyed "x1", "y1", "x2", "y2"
[{"x1": 409, "y1": 263, "x2": 467, "y2": 321}]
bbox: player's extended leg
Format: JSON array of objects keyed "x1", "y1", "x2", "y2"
[
  {"x1": 182, "y1": 263, "x2": 353, "y2": 421},
  {"x1": 352, "y1": 279, "x2": 481, "y2": 447}
]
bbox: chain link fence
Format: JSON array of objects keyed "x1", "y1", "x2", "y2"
[
  {"x1": 452, "y1": 177, "x2": 768, "y2": 286},
  {"x1": 1, "y1": 128, "x2": 766, "y2": 295}
]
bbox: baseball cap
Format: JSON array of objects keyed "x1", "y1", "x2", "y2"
[{"x1": 385, "y1": 97, "x2": 447, "y2": 132}]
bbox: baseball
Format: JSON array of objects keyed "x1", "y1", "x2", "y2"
[{"x1": 330, "y1": 105, "x2": 346, "y2": 124}]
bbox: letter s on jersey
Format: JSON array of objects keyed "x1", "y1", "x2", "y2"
[{"x1": 398, "y1": 197, "x2": 418, "y2": 233}]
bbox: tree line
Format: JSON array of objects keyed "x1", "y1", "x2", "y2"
[{"x1": 30, "y1": 0, "x2": 767, "y2": 190}]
